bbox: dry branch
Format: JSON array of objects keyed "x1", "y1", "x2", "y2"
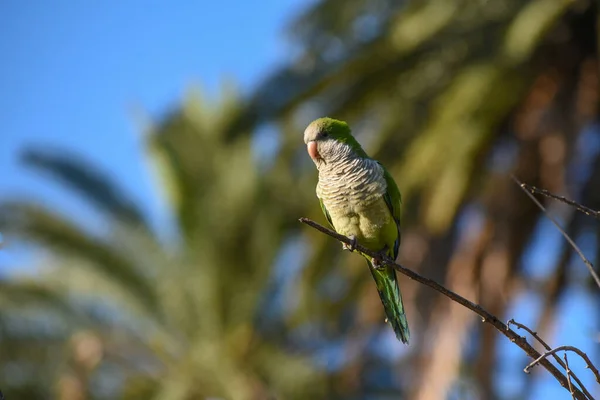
[
  {"x1": 525, "y1": 345, "x2": 600, "y2": 384},
  {"x1": 519, "y1": 183, "x2": 600, "y2": 220},
  {"x1": 299, "y1": 217, "x2": 589, "y2": 400},
  {"x1": 512, "y1": 176, "x2": 600, "y2": 290},
  {"x1": 509, "y1": 319, "x2": 595, "y2": 399},
  {"x1": 565, "y1": 354, "x2": 576, "y2": 400}
]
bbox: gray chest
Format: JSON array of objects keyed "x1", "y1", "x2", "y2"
[{"x1": 316, "y1": 158, "x2": 387, "y2": 212}]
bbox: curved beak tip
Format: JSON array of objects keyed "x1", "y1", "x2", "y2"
[{"x1": 307, "y1": 141, "x2": 320, "y2": 160}]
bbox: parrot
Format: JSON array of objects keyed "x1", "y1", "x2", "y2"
[{"x1": 304, "y1": 117, "x2": 410, "y2": 344}]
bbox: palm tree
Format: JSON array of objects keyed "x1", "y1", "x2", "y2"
[{"x1": 0, "y1": 92, "x2": 332, "y2": 399}]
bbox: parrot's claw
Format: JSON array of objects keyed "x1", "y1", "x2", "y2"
[
  {"x1": 372, "y1": 257, "x2": 385, "y2": 270},
  {"x1": 371, "y1": 246, "x2": 389, "y2": 270},
  {"x1": 342, "y1": 235, "x2": 358, "y2": 252}
]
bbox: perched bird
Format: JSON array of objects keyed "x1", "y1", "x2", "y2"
[{"x1": 304, "y1": 117, "x2": 410, "y2": 344}]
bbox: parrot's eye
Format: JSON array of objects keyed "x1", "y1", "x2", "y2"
[{"x1": 321, "y1": 132, "x2": 329, "y2": 138}]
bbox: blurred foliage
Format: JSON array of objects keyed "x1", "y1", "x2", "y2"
[{"x1": 1, "y1": 0, "x2": 600, "y2": 399}]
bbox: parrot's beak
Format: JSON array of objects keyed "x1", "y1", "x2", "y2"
[{"x1": 307, "y1": 141, "x2": 321, "y2": 161}]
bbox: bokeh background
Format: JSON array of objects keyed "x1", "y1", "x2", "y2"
[{"x1": 1, "y1": 1, "x2": 599, "y2": 399}]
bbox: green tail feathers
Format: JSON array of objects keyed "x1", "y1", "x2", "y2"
[{"x1": 368, "y1": 261, "x2": 410, "y2": 344}]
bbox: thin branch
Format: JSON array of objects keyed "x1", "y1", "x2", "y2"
[
  {"x1": 520, "y1": 183, "x2": 600, "y2": 220},
  {"x1": 512, "y1": 176, "x2": 600, "y2": 290},
  {"x1": 508, "y1": 319, "x2": 553, "y2": 350},
  {"x1": 299, "y1": 217, "x2": 588, "y2": 400},
  {"x1": 508, "y1": 319, "x2": 594, "y2": 400},
  {"x1": 565, "y1": 353, "x2": 576, "y2": 400},
  {"x1": 524, "y1": 345, "x2": 600, "y2": 384}
]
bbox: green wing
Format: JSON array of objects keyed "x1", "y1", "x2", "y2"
[
  {"x1": 318, "y1": 197, "x2": 334, "y2": 229},
  {"x1": 379, "y1": 162, "x2": 402, "y2": 259}
]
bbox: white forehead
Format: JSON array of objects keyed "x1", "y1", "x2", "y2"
[{"x1": 304, "y1": 123, "x2": 322, "y2": 144}]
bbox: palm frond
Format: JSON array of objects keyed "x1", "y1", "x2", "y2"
[
  {"x1": 22, "y1": 148, "x2": 151, "y2": 231},
  {"x1": 0, "y1": 202, "x2": 161, "y2": 321}
]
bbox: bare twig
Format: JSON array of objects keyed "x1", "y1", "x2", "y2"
[
  {"x1": 508, "y1": 319, "x2": 594, "y2": 400},
  {"x1": 299, "y1": 217, "x2": 588, "y2": 400},
  {"x1": 565, "y1": 353, "x2": 576, "y2": 400},
  {"x1": 508, "y1": 319, "x2": 553, "y2": 350},
  {"x1": 512, "y1": 176, "x2": 600, "y2": 290},
  {"x1": 520, "y1": 183, "x2": 600, "y2": 220},
  {"x1": 524, "y1": 345, "x2": 600, "y2": 384}
]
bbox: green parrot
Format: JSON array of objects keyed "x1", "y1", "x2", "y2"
[{"x1": 304, "y1": 117, "x2": 410, "y2": 344}]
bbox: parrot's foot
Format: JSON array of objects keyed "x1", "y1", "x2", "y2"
[
  {"x1": 342, "y1": 235, "x2": 358, "y2": 252},
  {"x1": 372, "y1": 257, "x2": 385, "y2": 270},
  {"x1": 371, "y1": 246, "x2": 389, "y2": 270}
]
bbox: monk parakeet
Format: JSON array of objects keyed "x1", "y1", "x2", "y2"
[{"x1": 304, "y1": 117, "x2": 410, "y2": 344}]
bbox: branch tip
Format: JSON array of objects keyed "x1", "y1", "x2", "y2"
[{"x1": 512, "y1": 176, "x2": 600, "y2": 290}]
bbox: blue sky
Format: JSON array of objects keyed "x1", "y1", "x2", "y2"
[{"x1": 0, "y1": 1, "x2": 306, "y2": 235}]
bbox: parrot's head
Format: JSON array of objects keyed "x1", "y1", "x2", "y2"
[{"x1": 303, "y1": 117, "x2": 367, "y2": 168}]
